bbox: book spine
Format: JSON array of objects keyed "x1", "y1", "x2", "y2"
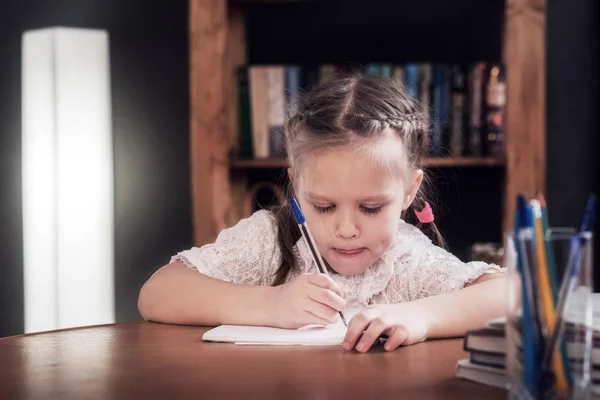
[
  {"x1": 430, "y1": 64, "x2": 450, "y2": 156},
  {"x1": 237, "y1": 65, "x2": 253, "y2": 159},
  {"x1": 319, "y1": 64, "x2": 337, "y2": 84},
  {"x1": 380, "y1": 63, "x2": 394, "y2": 78},
  {"x1": 450, "y1": 64, "x2": 467, "y2": 157},
  {"x1": 301, "y1": 65, "x2": 319, "y2": 92},
  {"x1": 440, "y1": 65, "x2": 452, "y2": 155},
  {"x1": 284, "y1": 65, "x2": 301, "y2": 110},
  {"x1": 393, "y1": 65, "x2": 405, "y2": 87},
  {"x1": 484, "y1": 64, "x2": 506, "y2": 157},
  {"x1": 469, "y1": 352, "x2": 506, "y2": 369},
  {"x1": 466, "y1": 62, "x2": 486, "y2": 156},
  {"x1": 249, "y1": 66, "x2": 270, "y2": 159},
  {"x1": 366, "y1": 63, "x2": 383, "y2": 76},
  {"x1": 404, "y1": 64, "x2": 419, "y2": 99},
  {"x1": 267, "y1": 66, "x2": 286, "y2": 158},
  {"x1": 418, "y1": 64, "x2": 432, "y2": 138}
]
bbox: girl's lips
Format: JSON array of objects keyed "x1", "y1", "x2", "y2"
[{"x1": 334, "y1": 248, "x2": 365, "y2": 256}]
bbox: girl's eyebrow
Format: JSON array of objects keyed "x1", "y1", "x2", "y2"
[
  {"x1": 359, "y1": 194, "x2": 392, "y2": 203},
  {"x1": 305, "y1": 192, "x2": 391, "y2": 203},
  {"x1": 305, "y1": 192, "x2": 331, "y2": 202}
]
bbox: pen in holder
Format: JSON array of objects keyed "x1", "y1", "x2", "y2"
[{"x1": 504, "y1": 228, "x2": 594, "y2": 400}]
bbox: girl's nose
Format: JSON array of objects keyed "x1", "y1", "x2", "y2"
[{"x1": 335, "y1": 212, "x2": 359, "y2": 239}]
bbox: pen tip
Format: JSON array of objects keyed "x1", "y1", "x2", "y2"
[
  {"x1": 340, "y1": 312, "x2": 348, "y2": 327},
  {"x1": 579, "y1": 193, "x2": 597, "y2": 232},
  {"x1": 537, "y1": 191, "x2": 547, "y2": 208},
  {"x1": 516, "y1": 194, "x2": 529, "y2": 227}
]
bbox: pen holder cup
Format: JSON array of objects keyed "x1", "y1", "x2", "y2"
[{"x1": 505, "y1": 228, "x2": 594, "y2": 400}]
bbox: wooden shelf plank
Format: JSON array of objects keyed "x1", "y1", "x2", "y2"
[
  {"x1": 423, "y1": 157, "x2": 505, "y2": 167},
  {"x1": 231, "y1": 158, "x2": 288, "y2": 168},
  {"x1": 230, "y1": 0, "x2": 311, "y2": 4},
  {"x1": 230, "y1": 157, "x2": 505, "y2": 169}
]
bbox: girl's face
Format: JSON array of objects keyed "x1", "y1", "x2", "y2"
[{"x1": 292, "y1": 138, "x2": 422, "y2": 276}]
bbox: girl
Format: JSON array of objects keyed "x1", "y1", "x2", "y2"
[{"x1": 138, "y1": 74, "x2": 506, "y2": 353}]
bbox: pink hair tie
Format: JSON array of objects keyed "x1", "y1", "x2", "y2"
[{"x1": 414, "y1": 201, "x2": 434, "y2": 224}]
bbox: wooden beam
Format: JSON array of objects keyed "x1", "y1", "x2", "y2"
[
  {"x1": 189, "y1": 0, "x2": 231, "y2": 246},
  {"x1": 503, "y1": 0, "x2": 546, "y2": 234},
  {"x1": 225, "y1": 5, "x2": 249, "y2": 228}
]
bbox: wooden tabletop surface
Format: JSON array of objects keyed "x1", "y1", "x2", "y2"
[{"x1": 0, "y1": 322, "x2": 505, "y2": 399}]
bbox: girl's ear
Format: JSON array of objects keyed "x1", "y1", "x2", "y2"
[
  {"x1": 402, "y1": 169, "x2": 424, "y2": 210},
  {"x1": 287, "y1": 167, "x2": 294, "y2": 185}
]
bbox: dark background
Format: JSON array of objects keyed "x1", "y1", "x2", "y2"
[{"x1": 1, "y1": 0, "x2": 598, "y2": 337}]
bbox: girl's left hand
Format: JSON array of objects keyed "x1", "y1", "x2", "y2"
[{"x1": 342, "y1": 303, "x2": 431, "y2": 353}]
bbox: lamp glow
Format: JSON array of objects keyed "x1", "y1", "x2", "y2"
[{"x1": 22, "y1": 27, "x2": 114, "y2": 333}]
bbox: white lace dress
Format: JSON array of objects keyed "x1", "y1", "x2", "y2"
[{"x1": 171, "y1": 210, "x2": 503, "y2": 307}]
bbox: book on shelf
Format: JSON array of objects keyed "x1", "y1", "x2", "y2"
[{"x1": 236, "y1": 62, "x2": 506, "y2": 162}]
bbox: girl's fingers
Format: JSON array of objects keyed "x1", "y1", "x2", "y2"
[
  {"x1": 343, "y1": 309, "x2": 378, "y2": 351},
  {"x1": 303, "y1": 310, "x2": 337, "y2": 327},
  {"x1": 354, "y1": 316, "x2": 388, "y2": 353},
  {"x1": 381, "y1": 325, "x2": 409, "y2": 352},
  {"x1": 305, "y1": 299, "x2": 339, "y2": 325},
  {"x1": 308, "y1": 285, "x2": 346, "y2": 312},
  {"x1": 307, "y1": 273, "x2": 346, "y2": 299}
]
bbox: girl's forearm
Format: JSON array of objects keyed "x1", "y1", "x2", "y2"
[
  {"x1": 138, "y1": 262, "x2": 275, "y2": 326},
  {"x1": 412, "y1": 274, "x2": 507, "y2": 339}
]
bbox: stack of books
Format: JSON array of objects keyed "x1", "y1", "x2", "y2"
[{"x1": 455, "y1": 316, "x2": 507, "y2": 389}]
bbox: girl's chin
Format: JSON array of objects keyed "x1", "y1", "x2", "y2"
[{"x1": 326, "y1": 259, "x2": 371, "y2": 276}]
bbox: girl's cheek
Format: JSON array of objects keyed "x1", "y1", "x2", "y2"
[
  {"x1": 379, "y1": 221, "x2": 398, "y2": 248},
  {"x1": 379, "y1": 233, "x2": 394, "y2": 250}
]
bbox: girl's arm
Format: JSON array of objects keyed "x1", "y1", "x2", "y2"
[
  {"x1": 343, "y1": 222, "x2": 508, "y2": 352},
  {"x1": 138, "y1": 262, "x2": 347, "y2": 328},
  {"x1": 137, "y1": 210, "x2": 278, "y2": 327},
  {"x1": 415, "y1": 272, "x2": 506, "y2": 339},
  {"x1": 342, "y1": 273, "x2": 506, "y2": 352},
  {"x1": 138, "y1": 261, "x2": 275, "y2": 326}
]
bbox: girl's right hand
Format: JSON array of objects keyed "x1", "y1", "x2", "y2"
[{"x1": 267, "y1": 273, "x2": 347, "y2": 329}]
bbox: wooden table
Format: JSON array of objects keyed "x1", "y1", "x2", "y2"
[{"x1": 0, "y1": 322, "x2": 505, "y2": 399}]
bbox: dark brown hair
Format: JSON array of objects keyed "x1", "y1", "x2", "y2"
[{"x1": 271, "y1": 74, "x2": 446, "y2": 286}]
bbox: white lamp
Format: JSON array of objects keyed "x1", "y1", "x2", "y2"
[{"x1": 22, "y1": 27, "x2": 115, "y2": 333}]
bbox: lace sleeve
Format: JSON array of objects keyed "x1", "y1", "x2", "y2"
[
  {"x1": 385, "y1": 221, "x2": 504, "y2": 302},
  {"x1": 170, "y1": 210, "x2": 280, "y2": 286}
]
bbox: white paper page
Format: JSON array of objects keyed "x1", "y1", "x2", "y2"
[{"x1": 202, "y1": 308, "x2": 360, "y2": 346}]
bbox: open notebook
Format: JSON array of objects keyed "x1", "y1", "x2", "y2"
[{"x1": 202, "y1": 308, "x2": 360, "y2": 346}]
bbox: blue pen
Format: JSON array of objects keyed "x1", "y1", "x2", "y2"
[
  {"x1": 289, "y1": 197, "x2": 348, "y2": 327},
  {"x1": 515, "y1": 194, "x2": 539, "y2": 393},
  {"x1": 577, "y1": 194, "x2": 597, "y2": 233}
]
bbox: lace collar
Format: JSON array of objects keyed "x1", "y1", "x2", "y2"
[{"x1": 292, "y1": 220, "x2": 414, "y2": 306}]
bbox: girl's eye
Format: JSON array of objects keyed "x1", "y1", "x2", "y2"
[
  {"x1": 361, "y1": 206, "x2": 383, "y2": 215},
  {"x1": 313, "y1": 205, "x2": 335, "y2": 214}
]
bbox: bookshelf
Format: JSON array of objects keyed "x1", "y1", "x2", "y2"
[{"x1": 189, "y1": 0, "x2": 546, "y2": 248}]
